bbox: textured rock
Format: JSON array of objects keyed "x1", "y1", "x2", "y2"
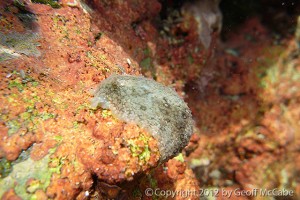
[{"x1": 92, "y1": 74, "x2": 194, "y2": 161}]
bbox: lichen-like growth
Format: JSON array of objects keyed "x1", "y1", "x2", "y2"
[
  {"x1": 0, "y1": 154, "x2": 52, "y2": 199},
  {"x1": 0, "y1": 32, "x2": 40, "y2": 58},
  {"x1": 91, "y1": 75, "x2": 194, "y2": 161}
]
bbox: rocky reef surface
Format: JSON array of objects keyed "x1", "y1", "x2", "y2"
[{"x1": 0, "y1": 0, "x2": 300, "y2": 199}]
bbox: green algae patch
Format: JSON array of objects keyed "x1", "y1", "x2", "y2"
[
  {"x1": 2, "y1": 74, "x2": 58, "y2": 136},
  {"x1": 31, "y1": 0, "x2": 61, "y2": 8},
  {"x1": 3, "y1": 104, "x2": 55, "y2": 137},
  {"x1": 40, "y1": 112, "x2": 56, "y2": 121},
  {"x1": 101, "y1": 109, "x2": 112, "y2": 119},
  {"x1": 128, "y1": 134, "x2": 152, "y2": 164},
  {"x1": 8, "y1": 79, "x2": 25, "y2": 91},
  {"x1": 0, "y1": 147, "x2": 62, "y2": 198},
  {"x1": 0, "y1": 155, "x2": 52, "y2": 199},
  {"x1": 85, "y1": 50, "x2": 114, "y2": 73},
  {"x1": 174, "y1": 153, "x2": 185, "y2": 162},
  {"x1": 6, "y1": 119, "x2": 21, "y2": 136},
  {"x1": 7, "y1": 71, "x2": 40, "y2": 92},
  {"x1": 0, "y1": 159, "x2": 12, "y2": 179}
]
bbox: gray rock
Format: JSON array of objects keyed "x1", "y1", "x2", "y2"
[
  {"x1": 0, "y1": 32, "x2": 40, "y2": 58},
  {"x1": 91, "y1": 74, "x2": 194, "y2": 162}
]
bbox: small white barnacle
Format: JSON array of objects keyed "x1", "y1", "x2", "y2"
[{"x1": 91, "y1": 74, "x2": 194, "y2": 162}]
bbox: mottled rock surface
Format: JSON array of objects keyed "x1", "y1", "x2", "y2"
[{"x1": 92, "y1": 74, "x2": 194, "y2": 162}]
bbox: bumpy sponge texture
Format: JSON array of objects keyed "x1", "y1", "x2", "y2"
[{"x1": 91, "y1": 75, "x2": 194, "y2": 161}]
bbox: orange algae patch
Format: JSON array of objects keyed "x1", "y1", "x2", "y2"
[{"x1": 77, "y1": 109, "x2": 160, "y2": 184}]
